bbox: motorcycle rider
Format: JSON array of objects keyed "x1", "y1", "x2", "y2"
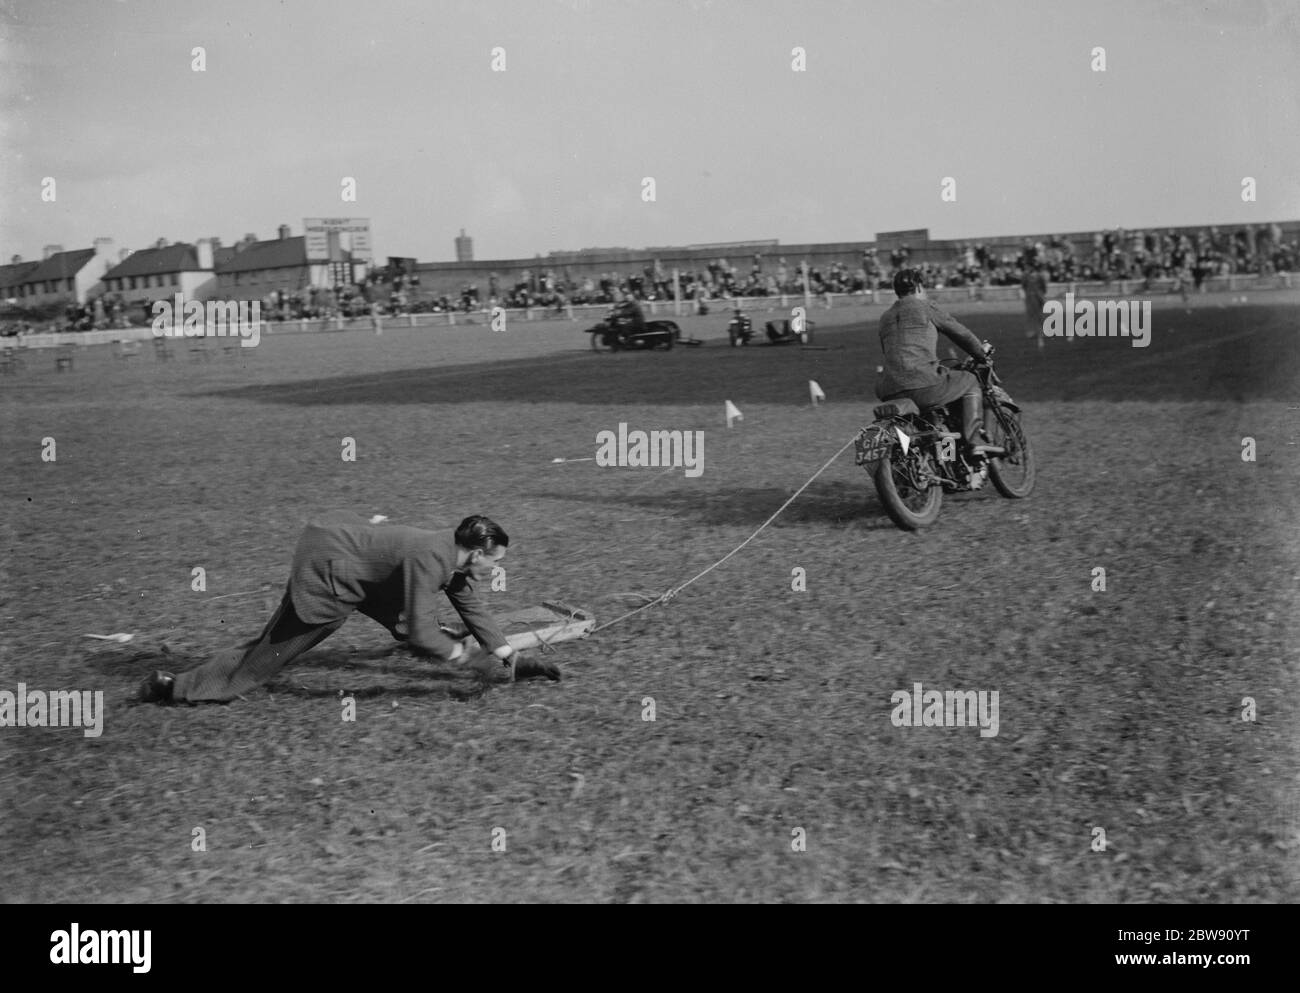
[
  {"x1": 730, "y1": 305, "x2": 752, "y2": 343},
  {"x1": 876, "y1": 268, "x2": 995, "y2": 460},
  {"x1": 614, "y1": 289, "x2": 647, "y2": 337}
]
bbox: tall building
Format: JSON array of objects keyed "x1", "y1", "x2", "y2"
[{"x1": 455, "y1": 228, "x2": 473, "y2": 262}]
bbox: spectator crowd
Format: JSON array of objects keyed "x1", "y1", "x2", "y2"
[
  {"x1": 7, "y1": 222, "x2": 1296, "y2": 333},
  {"x1": 379, "y1": 221, "x2": 1298, "y2": 316}
]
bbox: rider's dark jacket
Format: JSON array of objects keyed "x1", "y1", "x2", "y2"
[
  {"x1": 877, "y1": 296, "x2": 985, "y2": 396},
  {"x1": 617, "y1": 299, "x2": 646, "y2": 331}
]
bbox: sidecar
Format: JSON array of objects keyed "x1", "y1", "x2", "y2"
[{"x1": 762, "y1": 317, "x2": 815, "y2": 345}]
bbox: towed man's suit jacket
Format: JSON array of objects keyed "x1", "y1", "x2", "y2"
[{"x1": 287, "y1": 510, "x2": 509, "y2": 662}]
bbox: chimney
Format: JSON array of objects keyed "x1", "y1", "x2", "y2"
[
  {"x1": 93, "y1": 237, "x2": 115, "y2": 257},
  {"x1": 455, "y1": 229, "x2": 473, "y2": 262},
  {"x1": 154, "y1": 237, "x2": 168, "y2": 249},
  {"x1": 43, "y1": 244, "x2": 63, "y2": 260},
  {"x1": 278, "y1": 224, "x2": 291, "y2": 240},
  {"x1": 9, "y1": 254, "x2": 21, "y2": 264},
  {"x1": 196, "y1": 238, "x2": 214, "y2": 271},
  {"x1": 118, "y1": 248, "x2": 133, "y2": 263},
  {"x1": 235, "y1": 233, "x2": 257, "y2": 253},
  {"x1": 211, "y1": 236, "x2": 222, "y2": 249}
]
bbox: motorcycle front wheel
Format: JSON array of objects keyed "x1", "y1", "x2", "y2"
[{"x1": 984, "y1": 403, "x2": 1035, "y2": 498}]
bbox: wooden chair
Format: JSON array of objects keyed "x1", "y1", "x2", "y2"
[{"x1": 54, "y1": 344, "x2": 76, "y2": 371}]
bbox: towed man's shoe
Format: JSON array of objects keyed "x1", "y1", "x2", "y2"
[{"x1": 138, "y1": 670, "x2": 176, "y2": 704}]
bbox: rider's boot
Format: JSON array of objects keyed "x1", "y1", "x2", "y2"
[{"x1": 961, "y1": 393, "x2": 997, "y2": 457}]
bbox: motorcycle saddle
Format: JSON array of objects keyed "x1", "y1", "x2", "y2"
[{"x1": 873, "y1": 398, "x2": 920, "y2": 419}]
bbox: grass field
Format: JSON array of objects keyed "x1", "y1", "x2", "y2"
[{"x1": 1, "y1": 292, "x2": 1298, "y2": 903}]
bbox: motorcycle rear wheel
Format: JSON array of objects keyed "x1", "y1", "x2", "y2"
[{"x1": 873, "y1": 446, "x2": 943, "y2": 529}]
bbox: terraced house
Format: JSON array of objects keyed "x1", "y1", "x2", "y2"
[
  {"x1": 101, "y1": 238, "x2": 232, "y2": 307},
  {"x1": 0, "y1": 256, "x2": 41, "y2": 303},
  {"x1": 212, "y1": 225, "x2": 359, "y2": 301},
  {"x1": 5, "y1": 240, "x2": 117, "y2": 305}
]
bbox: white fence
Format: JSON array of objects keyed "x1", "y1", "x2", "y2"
[{"x1": 15, "y1": 326, "x2": 160, "y2": 349}]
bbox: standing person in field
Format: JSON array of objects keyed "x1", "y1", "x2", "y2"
[
  {"x1": 876, "y1": 269, "x2": 995, "y2": 462},
  {"x1": 138, "y1": 512, "x2": 558, "y2": 705},
  {"x1": 1021, "y1": 262, "x2": 1049, "y2": 349}
]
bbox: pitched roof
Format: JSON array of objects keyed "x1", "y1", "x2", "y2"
[
  {"x1": 0, "y1": 260, "x2": 40, "y2": 290},
  {"x1": 213, "y1": 246, "x2": 237, "y2": 268},
  {"x1": 20, "y1": 249, "x2": 97, "y2": 284},
  {"x1": 214, "y1": 236, "x2": 353, "y2": 274},
  {"x1": 216, "y1": 235, "x2": 309, "y2": 274},
  {"x1": 104, "y1": 243, "x2": 203, "y2": 279}
]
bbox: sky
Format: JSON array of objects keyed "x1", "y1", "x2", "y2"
[{"x1": 1, "y1": 0, "x2": 1297, "y2": 264}]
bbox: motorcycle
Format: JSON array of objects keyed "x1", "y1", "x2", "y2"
[
  {"x1": 587, "y1": 306, "x2": 684, "y2": 351},
  {"x1": 854, "y1": 344, "x2": 1035, "y2": 530},
  {"x1": 727, "y1": 309, "x2": 754, "y2": 346},
  {"x1": 727, "y1": 309, "x2": 816, "y2": 347}
]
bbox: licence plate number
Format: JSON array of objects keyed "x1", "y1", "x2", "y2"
[{"x1": 857, "y1": 427, "x2": 893, "y2": 464}]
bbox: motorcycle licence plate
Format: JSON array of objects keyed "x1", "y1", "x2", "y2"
[{"x1": 856, "y1": 426, "x2": 893, "y2": 464}]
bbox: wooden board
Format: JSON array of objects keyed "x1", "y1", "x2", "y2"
[{"x1": 440, "y1": 600, "x2": 596, "y2": 653}]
